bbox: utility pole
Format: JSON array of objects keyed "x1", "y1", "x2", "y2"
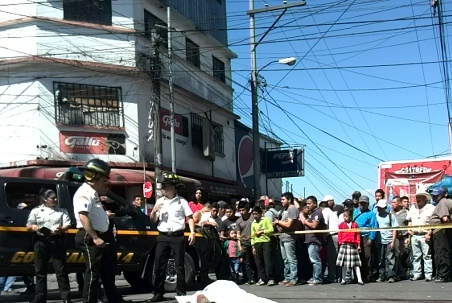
[
  {"x1": 168, "y1": 7, "x2": 176, "y2": 173},
  {"x1": 247, "y1": 0, "x2": 306, "y2": 202},
  {"x1": 150, "y1": 27, "x2": 163, "y2": 199}
]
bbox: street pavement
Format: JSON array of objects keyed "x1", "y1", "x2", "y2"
[{"x1": 1, "y1": 274, "x2": 451, "y2": 303}]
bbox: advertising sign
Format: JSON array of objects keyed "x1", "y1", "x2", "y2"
[
  {"x1": 59, "y1": 131, "x2": 126, "y2": 155},
  {"x1": 265, "y1": 148, "x2": 305, "y2": 179},
  {"x1": 159, "y1": 107, "x2": 188, "y2": 137},
  {"x1": 378, "y1": 158, "x2": 451, "y2": 202}
]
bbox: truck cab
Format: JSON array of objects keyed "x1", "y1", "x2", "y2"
[{"x1": 0, "y1": 177, "x2": 222, "y2": 291}]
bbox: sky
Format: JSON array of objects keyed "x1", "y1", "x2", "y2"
[{"x1": 225, "y1": 0, "x2": 451, "y2": 201}]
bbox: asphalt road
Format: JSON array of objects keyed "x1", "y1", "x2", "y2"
[{"x1": 1, "y1": 274, "x2": 451, "y2": 303}]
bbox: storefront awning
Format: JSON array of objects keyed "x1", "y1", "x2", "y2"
[{"x1": 0, "y1": 166, "x2": 201, "y2": 187}]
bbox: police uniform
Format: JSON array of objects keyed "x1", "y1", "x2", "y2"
[
  {"x1": 27, "y1": 204, "x2": 71, "y2": 303},
  {"x1": 73, "y1": 182, "x2": 117, "y2": 303},
  {"x1": 153, "y1": 195, "x2": 193, "y2": 297}
]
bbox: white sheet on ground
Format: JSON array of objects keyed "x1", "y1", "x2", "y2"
[{"x1": 175, "y1": 280, "x2": 278, "y2": 303}]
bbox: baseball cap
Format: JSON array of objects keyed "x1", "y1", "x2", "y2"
[
  {"x1": 240, "y1": 197, "x2": 249, "y2": 203},
  {"x1": 322, "y1": 194, "x2": 334, "y2": 202},
  {"x1": 343, "y1": 199, "x2": 354, "y2": 206},
  {"x1": 17, "y1": 202, "x2": 28, "y2": 210},
  {"x1": 358, "y1": 195, "x2": 370, "y2": 204},
  {"x1": 431, "y1": 187, "x2": 446, "y2": 196},
  {"x1": 376, "y1": 199, "x2": 388, "y2": 209},
  {"x1": 352, "y1": 191, "x2": 361, "y2": 198},
  {"x1": 217, "y1": 200, "x2": 228, "y2": 208},
  {"x1": 264, "y1": 198, "x2": 275, "y2": 207}
]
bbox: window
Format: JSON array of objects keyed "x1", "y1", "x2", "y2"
[
  {"x1": 212, "y1": 56, "x2": 226, "y2": 83},
  {"x1": 63, "y1": 0, "x2": 112, "y2": 26},
  {"x1": 191, "y1": 113, "x2": 203, "y2": 149},
  {"x1": 54, "y1": 82, "x2": 124, "y2": 128},
  {"x1": 5, "y1": 182, "x2": 57, "y2": 210},
  {"x1": 144, "y1": 9, "x2": 168, "y2": 48},
  {"x1": 190, "y1": 113, "x2": 224, "y2": 154},
  {"x1": 186, "y1": 38, "x2": 200, "y2": 68},
  {"x1": 213, "y1": 121, "x2": 224, "y2": 154}
]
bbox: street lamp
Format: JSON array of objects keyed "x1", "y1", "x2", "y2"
[
  {"x1": 248, "y1": 0, "x2": 305, "y2": 202},
  {"x1": 250, "y1": 57, "x2": 296, "y2": 201}
]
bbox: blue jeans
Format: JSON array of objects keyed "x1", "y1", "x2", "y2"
[
  {"x1": 229, "y1": 257, "x2": 241, "y2": 280},
  {"x1": 280, "y1": 239, "x2": 298, "y2": 283},
  {"x1": 307, "y1": 243, "x2": 322, "y2": 282},
  {"x1": 0, "y1": 276, "x2": 16, "y2": 291}
]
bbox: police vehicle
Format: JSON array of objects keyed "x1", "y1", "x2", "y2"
[{"x1": 0, "y1": 171, "x2": 222, "y2": 291}]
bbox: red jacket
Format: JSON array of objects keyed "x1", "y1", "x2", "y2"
[{"x1": 338, "y1": 221, "x2": 360, "y2": 246}]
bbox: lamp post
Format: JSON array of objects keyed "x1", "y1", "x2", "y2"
[
  {"x1": 250, "y1": 57, "x2": 296, "y2": 201},
  {"x1": 248, "y1": 1, "x2": 305, "y2": 202}
]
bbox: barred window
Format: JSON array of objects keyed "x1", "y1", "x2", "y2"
[
  {"x1": 191, "y1": 113, "x2": 203, "y2": 149},
  {"x1": 190, "y1": 113, "x2": 224, "y2": 154},
  {"x1": 212, "y1": 56, "x2": 225, "y2": 83},
  {"x1": 63, "y1": 0, "x2": 112, "y2": 26},
  {"x1": 54, "y1": 82, "x2": 124, "y2": 128},
  {"x1": 144, "y1": 9, "x2": 168, "y2": 48},
  {"x1": 186, "y1": 38, "x2": 200, "y2": 68},
  {"x1": 213, "y1": 121, "x2": 224, "y2": 154}
]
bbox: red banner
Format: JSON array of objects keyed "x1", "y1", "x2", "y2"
[
  {"x1": 159, "y1": 108, "x2": 188, "y2": 137},
  {"x1": 59, "y1": 131, "x2": 107, "y2": 154}
]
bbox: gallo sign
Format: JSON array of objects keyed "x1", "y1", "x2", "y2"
[
  {"x1": 59, "y1": 131, "x2": 126, "y2": 155},
  {"x1": 265, "y1": 148, "x2": 305, "y2": 179},
  {"x1": 159, "y1": 107, "x2": 188, "y2": 137}
]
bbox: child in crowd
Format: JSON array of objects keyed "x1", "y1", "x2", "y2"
[
  {"x1": 336, "y1": 209, "x2": 364, "y2": 285},
  {"x1": 227, "y1": 230, "x2": 243, "y2": 283}
]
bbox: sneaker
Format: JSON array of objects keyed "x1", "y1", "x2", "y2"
[
  {"x1": 358, "y1": 281, "x2": 364, "y2": 285},
  {"x1": 388, "y1": 278, "x2": 395, "y2": 283},
  {"x1": 256, "y1": 279, "x2": 266, "y2": 286},
  {"x1": 285, "y1": 281, "x2": 297, "y2": 287},
  {"x1": 278, "y1": 280, "x2": 289, "y2": 285},
  {"x1": 245, "y1": 280, "x2": 255, "y2": 285},
  {"x1": 307, "y1": 278, "x2": 315, "y2": 284},
  {"x1": 376, "y1": 278, "x2": 385, "y2": 283},
  {"x1": 267, "y1": 280, "x2": 276, "y2": 286},
  {"x1": 1, "y1": 289, "x2": 19, "y2": 295},
  {"x1": 425, "y1": 276, "x2": 432, "y2": 282},
  {"x1": 308, "y1": 280, "x2": 322, "y2": 285},
  {"x1": 410, "y1": 275, "x2": 423, "y2": 281}
]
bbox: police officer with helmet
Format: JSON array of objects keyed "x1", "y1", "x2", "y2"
[
  {"x1": 73, "y1": 159, "x2": 129, "y2": 303},
  {"x1": 147, "y1": 172, "x2": 196, "y2": 303},
  {"x1": 26, "y1": 188, "x2": 72, "y2": 303}
]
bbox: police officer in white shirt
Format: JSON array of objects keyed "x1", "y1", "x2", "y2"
[
  {"x1": 73, "y1": 159, "x2": 129, "y2": 303},
  {"x1": 147, "y1": 172, "x2": 196, "y2": 303},
  {"x1": 26, "y1": 188, "x2": 71, "y2": 303}
]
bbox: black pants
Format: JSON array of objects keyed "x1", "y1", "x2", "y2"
[
  {"x1": 153, "y1": 234, "x2": 186, "y2": 296},
  {"x1": 241, "y1": 241, "x2": 256, "y2": 283},
  {"x1": 75, "y1": 229, "x2": 121, "y2": 303},
  {"x1": 359, "y1": 237, "x2": 373, "y2": 281},
  {"x1": 433, "y1": 229, "x2": 452, "y2": 279},
  {"x1": 254, "y1": 242, "x2": 275, "y2": 282},
  {"x1": 32, "y1": 237, "x2": 70, "y2": 303}
]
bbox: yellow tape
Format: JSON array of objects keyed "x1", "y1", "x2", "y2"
[{"x1": 0, "y1": 227, "x2": 202, "y2": 237}]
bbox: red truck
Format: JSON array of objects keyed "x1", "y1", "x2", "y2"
[{"x1": 378, "y1": 157, "x2": 451, "y2": 202}]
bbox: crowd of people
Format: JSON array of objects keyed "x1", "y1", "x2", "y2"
[{"x1": 191, "y1": 187, "x2": 452, "y2": 288}]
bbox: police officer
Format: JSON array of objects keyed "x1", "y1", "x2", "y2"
[
  {"x1": 147, "y1": 172, "x2": 196, "y2": 303},
  {"x1": 26, "y1": 188, "x2": 72, "y2": 303},
  {"x1": 74, "y1": 159, "x2": 129, "y2": 303}
]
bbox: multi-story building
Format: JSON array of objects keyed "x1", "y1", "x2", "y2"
[{"x1": 0, "y1": 0, "x2": 283, "y2": 202}]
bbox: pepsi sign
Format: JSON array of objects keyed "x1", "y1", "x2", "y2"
[{"x1": 265, "y1": 148, "x2": 305, "y2": 178}]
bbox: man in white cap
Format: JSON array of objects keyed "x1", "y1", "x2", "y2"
[
  {"x1": 407, "y1": 189, "x2": 435, "y2": 281},
  {"x1": 375, "y1": 199, "x2": 398, "y2": 283}
]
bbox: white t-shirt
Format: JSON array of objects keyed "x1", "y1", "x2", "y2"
[
  {"x1": 73, "y1": 183, "x2": 109, "y2": 233},
  {"x1": 322, "y1": 207, "x2": 339, "y2": 234},
  {"x1": 157, "y1": 195, "x2": 193, "y2": 232}
]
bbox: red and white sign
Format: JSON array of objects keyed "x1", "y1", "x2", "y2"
[
  {"x1": 378, "y1": 158, "x2": 451, "y2": 202},
  {"x1": 59, "y1": 131, "x2": 107, "y2": 154},
  {"x1": 159, "y1": 108, "x2": 187, "y2": 137},
  {"x1": 143, "y1": 181, "x2": 153, "y2": 199}
]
